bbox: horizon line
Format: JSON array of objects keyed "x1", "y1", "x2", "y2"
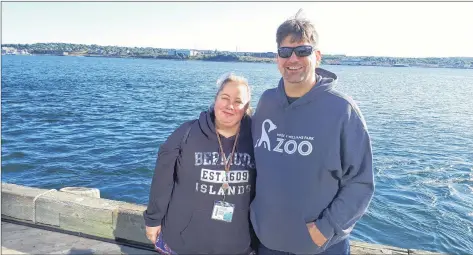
[{"x1": 3, "y1": 41, "x2": 473, "y2": 59}]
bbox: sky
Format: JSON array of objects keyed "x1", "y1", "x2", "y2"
[{"x1": 2, "y1": 1, "x2": 473, "y2": 58}]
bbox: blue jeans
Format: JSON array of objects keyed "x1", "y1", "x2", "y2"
[
  {"x1": 258, "y1": 238, "x2": 350, "y2": 255},
  {"x1": 154, "y1": 231, "x2": 177, "y2": 255}
]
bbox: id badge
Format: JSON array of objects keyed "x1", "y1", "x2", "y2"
[{"x1": 211, "y1": 201, "x2": 235, "y2": 222}]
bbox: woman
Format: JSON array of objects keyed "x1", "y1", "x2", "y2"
[{"x1": 144, "y1": 73, "x2": 256, "y2": 254}]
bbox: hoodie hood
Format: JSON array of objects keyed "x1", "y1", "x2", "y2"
[
  {"x1": 276, "y1": 67, "x2": 338, "y2": 108},
  {"x1": 197, "y1": 108, "x2": 252, "y2": 141}
]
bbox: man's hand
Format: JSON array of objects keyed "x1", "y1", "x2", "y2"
[
  {"x1": 306, "y1": 222, "x2": 327, "y2": 247},
  {"x1": 145, "y1": 225, "x2": 161, "y2": 244}
]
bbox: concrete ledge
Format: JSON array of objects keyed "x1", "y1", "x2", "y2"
[
  {"x1": 37, "y1": 191, "x2": 116, "y2": 238},
  {"x1": 113, "y1": 207, "x2": 149, "y2": 244},
  {"x1": 351, "y1": 241, "x2": 408, "y2": 254},
  {"x1": 1, "y1": 182, "x2": 444, "y2": 254},
  {"x1": 2, "y1": 182, "x2": 149, "y2": 245},
  {"x1": 1, "y1": 183, "x2": 53, "y2": 222}
]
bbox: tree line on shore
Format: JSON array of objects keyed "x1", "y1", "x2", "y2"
[{"x1": 3, "y1": 43, "x2": 473, "y2": 67}]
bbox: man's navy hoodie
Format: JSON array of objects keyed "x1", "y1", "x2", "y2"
[
  {"x1": 144, "y1": 109, "x2": 256, "y2": 254},
  {"x1": 250, "y1": 68, "x2": 375, "y2": 254}
]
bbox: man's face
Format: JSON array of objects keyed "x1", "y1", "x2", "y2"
[{"x1": 277, "y1": 36, "x2": 321, "y2": 86}]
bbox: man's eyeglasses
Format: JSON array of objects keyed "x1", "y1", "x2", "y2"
[{"x1": 277, "y1": 45, "x2": 314, "y2": 58}]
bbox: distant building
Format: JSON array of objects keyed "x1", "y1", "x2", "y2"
[
  {"x1": 262, "y1": 52, "x2": 277, "y2": 58},
  {"x1": 168, "y1": 49, "x2": 199, "y2": 57},
  {"x1": 199, "y1": 50, "x2": 215, "y2": 55},
  {"x1": 248, "y1": 52, "x2": 277, "y2": 58},
  {"x1": 2, "y1": 47, "x2": 17, "y2": 55},
  {"x1": 1, "y1": 47, "x2": 30, "y2": 55}
]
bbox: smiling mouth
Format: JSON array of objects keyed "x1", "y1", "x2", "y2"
[
  {"x1": 286, "y1": 66, "x2": 302, "y2": 71},
  {"x1": 223, "y1": 111, "x2": 234, "y2": 117}
]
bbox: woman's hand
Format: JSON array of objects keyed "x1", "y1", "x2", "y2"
[{"x1": 145, "y1": 225, "x2": 161, "y2": 244}]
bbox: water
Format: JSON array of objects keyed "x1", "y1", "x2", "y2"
[{"x1": 2, "y1": 55, "x2": 472, "y2": 254}]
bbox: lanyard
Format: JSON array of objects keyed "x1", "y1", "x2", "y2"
[{"x1": 216, "y1": 127, "x2": 240, "y2": 201}]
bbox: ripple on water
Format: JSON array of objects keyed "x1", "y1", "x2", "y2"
[
  {"x1": 1, "y1": 163, "x2": 35, "y2": 173},
  {"x1": 2, "y1": 151, "x2": 27, "y2": 161}
]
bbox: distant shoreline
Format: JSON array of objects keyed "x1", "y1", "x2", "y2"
[
  {"x1": 3, "y1": 42, "x2": 473, "y2": 69},
  {"x1": 3, "y1": 52, "x2": 277, "y2": 63},
  {"x1": 5, "y1": 53, "x2": 473, "y2": 70}
]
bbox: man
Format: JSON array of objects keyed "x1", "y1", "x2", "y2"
[{"x1": 250, "y1": 13, "x2": 375, "y2": 255}]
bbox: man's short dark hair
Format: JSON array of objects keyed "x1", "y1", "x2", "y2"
[{"x1": 276, "y1": 18, "x2": 319, "y2": 48}]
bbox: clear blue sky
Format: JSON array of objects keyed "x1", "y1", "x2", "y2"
[{"x1": 2, "y1": 2, "x2": 473, "y2": 58}]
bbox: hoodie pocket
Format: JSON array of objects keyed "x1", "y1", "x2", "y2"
[
  {"x1": 300, "y1": 218, "x2": 326, "y2": 254},
  {"x1": 181, "y1": 208, "x2": 250, "y2": 253},
  {"x1": 301, "y1": 217, "x2": 327, "y2": 253}
]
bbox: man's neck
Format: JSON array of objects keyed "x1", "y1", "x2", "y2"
[{"x1": 284, "y1": 76, "x2": 317, "y2": 98}]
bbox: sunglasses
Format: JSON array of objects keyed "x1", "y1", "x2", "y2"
[{"x1": 277, "y1": 45, "x2": 314, "y2": 58}]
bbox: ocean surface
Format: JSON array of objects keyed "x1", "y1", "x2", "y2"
[{"x1": 2, "y1": 55, "x2": 472, "y2": 254}]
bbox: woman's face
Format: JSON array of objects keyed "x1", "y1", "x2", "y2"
[{"x1": 214, "y1": 81, "x2": 249, "y2": 130}]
